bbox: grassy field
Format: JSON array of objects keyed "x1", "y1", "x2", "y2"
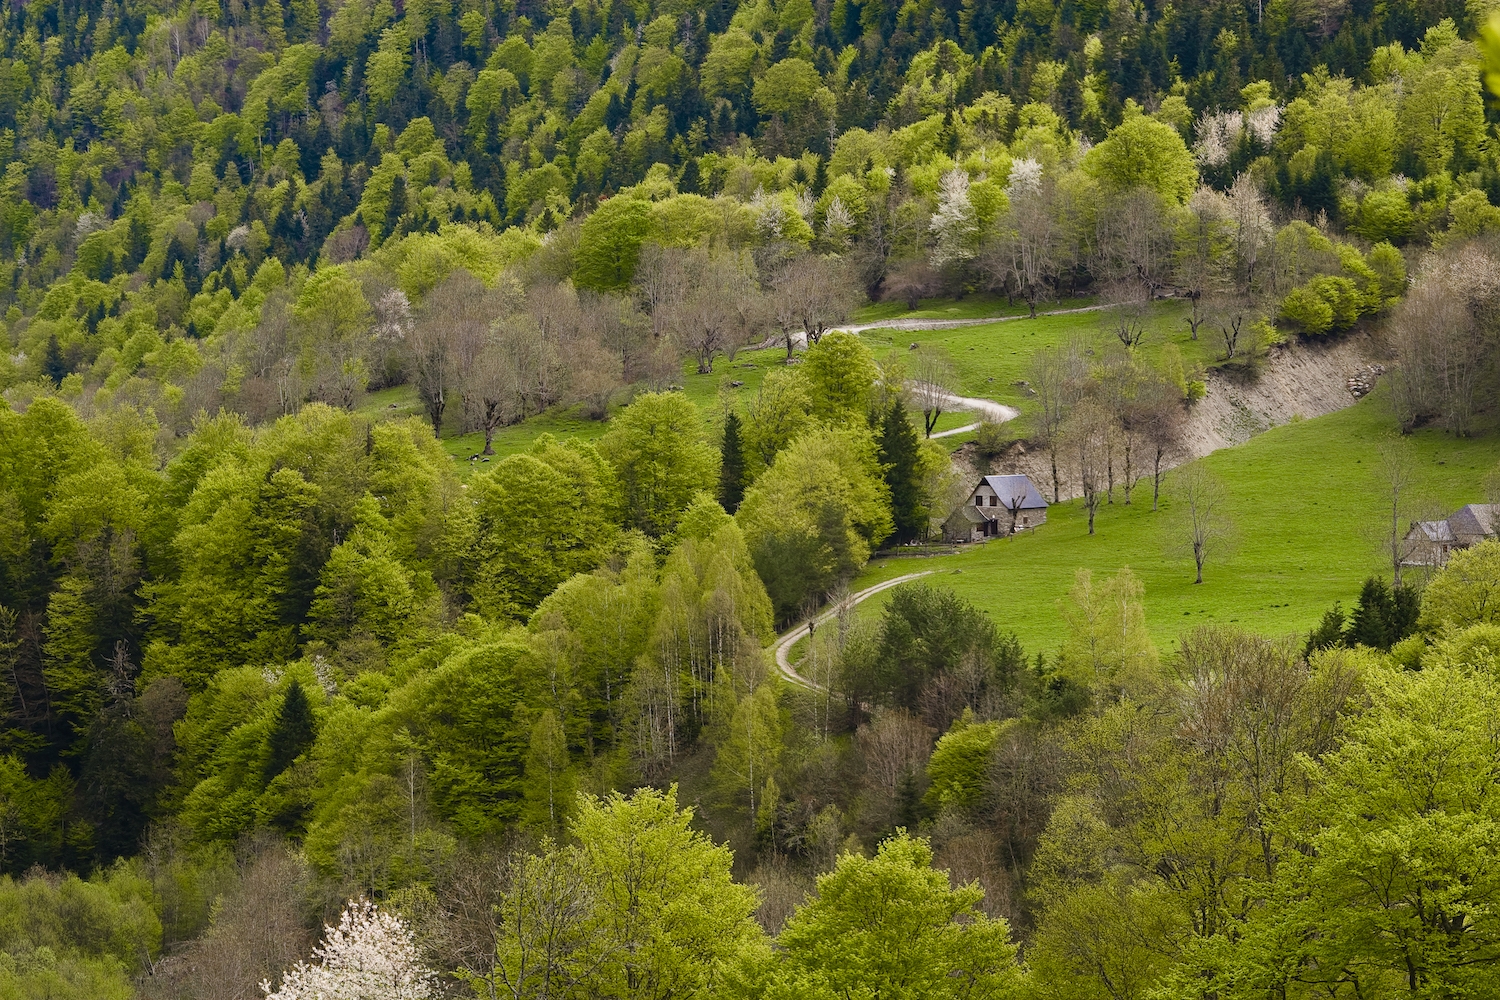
[
  {"x1": 851, "y1": 293, "x2": 1095, "y2": 325},
  {"x1": 823, "y1": 389, "x2": 1500, "y2": 657},
  {"x1": 857, "y1": 299, "x2": 1221, "y2": 414},
  {"x1": 361, "y1": 304, "x2": 1500, "y2": 660}
]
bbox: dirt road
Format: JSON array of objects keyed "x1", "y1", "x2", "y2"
[{"x1": 771, "y1": 571, "x2": 935, "y2": 690}]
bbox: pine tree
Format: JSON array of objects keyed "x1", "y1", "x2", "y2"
[
  {"x1": 1390, "y1": 583, "x2": 1421, "y2": 643},
  {"x1": 264, "y1": 679, "x2": 317, "y2": 784},
  {"x1": 42, "y1": 334, "x2": 67, "y2": 385},
  {"x1": 718, "y1": 411, "x2": 746, "y2": 514},
  {"x1": 878, "y1": 401, "x2": 925, "y2": 544},
  {"x1": 1304, "y1": 601, "x2": 1347, "y2": 658},
  {"x1": 1347, "y1": 577, "x2": 1395, "y2": 650}
]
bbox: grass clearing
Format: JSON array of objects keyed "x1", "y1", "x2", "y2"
[
  {"x1": 852, "y1": 294, "x2": 1095, "y2": 324},
  {"x1": 860, "y1": 300, "x2": 1217, "y2": 414},
  {"x1": 835, "y1": 391, "x2": 1500, "y2": 657}
]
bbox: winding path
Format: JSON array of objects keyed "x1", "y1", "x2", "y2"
[
  {"x1": 918, "y1": 387, "x2": 1021, "y2": 438},
  {"x1": 757, "y1": 302, "x2": 1111, "y2": 353},
  {"x1": 771, "y1": 571, "x2": 935, "y2": 690}
]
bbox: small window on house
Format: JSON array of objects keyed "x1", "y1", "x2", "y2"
[
  {"x1": 975, "y1": 495, "x2": 982, "y2": 505},
  {"x1": 988, "y1": 496, "x2": 996, "y2": 506},
  {"x1": 1021, "y1": 515, "x2": 1029, "y2": 525}
]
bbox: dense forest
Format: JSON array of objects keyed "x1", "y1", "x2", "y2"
[{"x1": 7, "y1": 0, "x2": 1500, "y2": 994}]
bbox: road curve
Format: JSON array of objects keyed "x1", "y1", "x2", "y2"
[
  {"x1": 771, "y1": 570, "x2": 935, "y2": 690},
  {"x1": 752, "y1": 303, "x2": 1110, "y2": 354},
  {"x1": 915, "y1": 387, "x2": 1021, "y2": 439}
]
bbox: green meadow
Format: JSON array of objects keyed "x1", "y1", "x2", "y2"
[{"x1": 831, "y1": 390, "x2": 1500, "y2": 657}]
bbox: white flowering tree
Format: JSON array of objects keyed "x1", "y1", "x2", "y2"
[
  {"x1": 928, "y1": 168, "x2": 979, "y2": 269},
  {"x1": 262, "y1": 899, "x2": 435, "y2": 1000}
]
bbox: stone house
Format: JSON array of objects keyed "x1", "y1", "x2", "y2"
[
  {"x1": 943, "y1": 474, "x2": 1048, "y2": 542},
  {"x1": 1403, "y1": 503, "x2": 1500, "y2": 568}
]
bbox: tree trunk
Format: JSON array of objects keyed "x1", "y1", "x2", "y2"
[
  {"x1": 1153, "y1": 450, "x2": 1162, "y2": 511},
  {"x1": 1050, "y1": 449, "x2": 1061, "y2": 504}
]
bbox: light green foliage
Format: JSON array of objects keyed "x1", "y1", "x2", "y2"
[
  {"x1": 468, "y1": 436, "x2": 621, "y2": 620},
  {"x1": 925, "y1": 711, "x2": 1004, "y2": 811},
  {"x1": 490, "y1": 787, "x2": 763, "y2": 1000},
  {"x1": 737, "y1": 427, "x2": 892, "y2": 619},
  {"x1": 374, "y1": 225, "x2": 540, "y2": 297},
  {"x1": 522, "y1": 708, "x2": 573, "y2": 831},
  {"x1": 768, "y1": 832, "x2": 1023, "y2": 1000},
  {"x1": 308, "y1": 496, "x2": 431, "y2": 645},
  {"x1": 176, "y1": 664, "x2": 323, "y2": 841},
  {"x1": 0, "y1": 755, "x2": 73, "y2": 873},
  {"x1": 5, "y1": 0, "x2": 1500, "y2": 978},
  {"x1": 1181, "y1": 659, "x2": 1500, "y2": 998},
  {"x1": 575, "y1": 197, "x2": 653, "y2": 291},
  {"x1": 529, "y1": 538, "x2": 660, "y2": 750},
  {"x1": 801, "y1": 330, "x2": 879, "y2": 424},
  {"x1": 365, "y1": 25, "x2": 411, "y2": 106},
  {"x1": 0, "y1": 866, "x2": 160, "y2": 1000},
  {"x1": 1057, "y1": 568, "x2": 1159, "y2": 695},
  {"x1": 1350, "y1": 186, "x2": 1413, "y2": 243},
  {"x1": 754, "y1": 58, "x2": 824, "y2": 115},
  {"x1": 600, "y1": 392, "x2": 718, "y2": 538},
  {"x1": 1084, "y1": 115, "x2": 1198, "y2": 203},
  {"x1": 293, "y1": 265, "x2": 371, "y2": 342},
  {"x1": 638, "y1": 515, "x2": 775, "y2": 762},
  {"x1": 1420, "y1": 539, "x2": 1500, "y2": 630},
  {"x1": 357, "y1": 629, "x2": 542, "y2": 842},
  {"x1": 146, "y1": 407, "x2": 465, "y2": 688},
  {"x1": 711, "y1": 680, "x2": 784, "y2": 819},
  {"x1": 1279, "y1": 276, "x2": 1361, "y2": 336},
  {"x1": 742, "y1": 367, "x2": 813, "y2": 474}
]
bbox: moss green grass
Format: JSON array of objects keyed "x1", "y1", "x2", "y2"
[
  {"x1": 851, "y1": 293, "x2": 1096, "y2": 324},
  {"x1": 838, "y1": 391, "x2": 1500, "y2": 657},
  {"x1": 858, "y1": 300, "x2": 1217, "y2": 414}
]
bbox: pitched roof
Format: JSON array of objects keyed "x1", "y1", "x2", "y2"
[
  {"x1": 1447, "y1": 504, "x2": 1500, "y2": 540},
  {"x1": 980, "y1": 474, "x2": 1048, "y2": 510},
  {"x1": 948, "y1": 504, "x2": 993, "y2": 525},
  {"x1": 1409, "y1": 520, "x2": 1455, "y2": 543}
]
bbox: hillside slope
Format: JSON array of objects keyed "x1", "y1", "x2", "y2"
[
  {"x1": 852, "y1": 388, "x2": 1499, "y2": 652},
  {"x1": 972, "y1": 327, "x2": 1387, "y2": 500}
]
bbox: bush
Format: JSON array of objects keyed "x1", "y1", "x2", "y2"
[{"x1": 973, "y1": 420, "x2": 1013, "y2": 457}]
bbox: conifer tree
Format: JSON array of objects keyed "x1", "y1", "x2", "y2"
[
  {"x1": 264, "y1": 680, "x2": 317, "y2": 784},
  {"x1": 1346, "y1": 577, "x2": 1398, "y2": 650},
  {"x1": 42, "y1": 334, "x2": 67, "y2": 385},
  {"x1": 719, "y1": 411, "x2": 746, "y2": 514},
  {"x1": 878, "y1": 401, "x2": 925, "y2": 544}
]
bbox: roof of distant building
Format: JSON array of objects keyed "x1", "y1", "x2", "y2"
[
  {"x1": 1411, "y1": 520, "x2": 1455, "y2": 543},
  {"x1": 950, "y1": 504, "x2": 993, "y2": 525},
  {"x1": 1446, "y1": 504, "x2": 1500, "y2": 540},
  {"x1": 979, "y1": 474, "x2": 1048, "y2": 510}
]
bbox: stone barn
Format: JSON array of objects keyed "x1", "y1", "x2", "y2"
[
  {"x1": 1404, "y1": 503, "x2": 1500, "y2": 568},
  {"x1": 943, "y1": 474, "x2": 1048, "y2": 542}
]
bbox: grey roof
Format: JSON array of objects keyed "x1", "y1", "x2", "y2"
[
  {"x1": 979, "y1": 474, "x2": 1048, "y2": 510},
  {"x1": 1409, "y1": 520, "x2": 1455, "y2": 543},
  {"x1": 947, "y1": 504, "x2": 993, "y2": 526},
  {"x1": 1447, "y1": 504, "x2": 1500, "y2": 541}
]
